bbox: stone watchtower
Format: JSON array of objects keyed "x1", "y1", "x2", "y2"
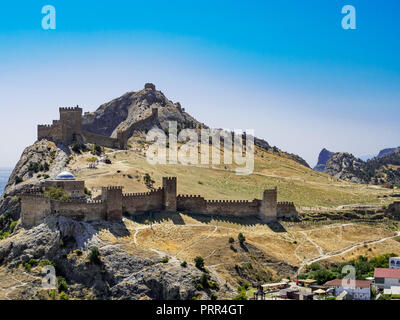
[
  {"x1": 101, "y1": 186, "x2": 123, "y2": 221},
  {"x1": 162, "y1": 177, "x2": 177, "y2": 212},
  {"x1": 259, "y1": 187, "x2": 277, "y2": 221},
  {"x1": 59, "y1": 106, "x2": 83, "y2": 143}
]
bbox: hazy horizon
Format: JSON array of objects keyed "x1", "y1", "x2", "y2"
[{"x1": 1, "y1": 1, "x2": 399, "y2": 168}]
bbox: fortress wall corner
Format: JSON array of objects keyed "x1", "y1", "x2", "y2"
[
  {"x1": 277, "y1": 202, "x2": 298, "y2": 218},
  {"x1": 21, "y1": 194, "x2": 51, "y2": 227}
]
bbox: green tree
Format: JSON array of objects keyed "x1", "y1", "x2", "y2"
[{"x1": 194, "y1": 256, "x2": 205, "y2": 270}]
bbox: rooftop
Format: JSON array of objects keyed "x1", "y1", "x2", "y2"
[
  {"x1": 324, "y1": 279, "x2": 371, "y2": 288},
  {"x1": 56, "y1": 171, "x2": 75, "y2": 180},
  {"x1": 374, "y1": 268, "x2": 400, "y2": 279}
]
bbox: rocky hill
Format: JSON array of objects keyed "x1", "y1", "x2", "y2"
[
  {"x1": 377, "y1": 147, "x2": 400, "y2": 159},
  {"x1": 82, "y1": 83, "x2": 309, "y2": 168},
  {"x1": 324, "y1": 152, "x2": 365, "y2": 183},
  {"x1": 324, "y1": 150, "x2": 400, "y2": 187},
  {"x1": 313, "y1": 148, "x2": 334, "y2": 172},
  {"x1": 82, "y1": 83, "x2": 205, "y2": 137}
]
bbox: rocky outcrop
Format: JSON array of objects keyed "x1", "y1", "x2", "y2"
[
  {"x1": 82, "y1": 83, "x2": 205, "y2": 138},
  {"x1": 0, "y1": 140, "x2": 69, "y2": 219},
  {"x1": 377, "y1": 147, "x2": 400, "y2": 159},
  {"x1": 0, "y1": 216, "x2": 220, "y2": 300},
  {"x1": 324, "y1": 152, "x2": 365, "y2": 183},
  {"x1": 313, "y1": 148, "x2": 334, "y2": 172},
  {"x1": 82, "y1": 83, "x2": 309, "y2": 168}
]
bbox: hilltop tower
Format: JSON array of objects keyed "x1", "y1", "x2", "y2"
[
  {"x1": 59, "y1": 106, "x2": 83, "y2": 143},
  {"x1": 162, "y1": 177, "x2": 177, "y2": 212},
  {"x1": 260, "y1": 187, "x2": 277, "y2": 221}
]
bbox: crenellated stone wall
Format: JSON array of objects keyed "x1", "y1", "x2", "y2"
[
  {"x1": 122, "y1": 188, "x2": 163, "y2": 215},
  {"x1": 20, "y1": 177, "x2": 298, "y2": 227}
]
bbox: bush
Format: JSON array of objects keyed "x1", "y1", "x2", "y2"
[
  {"x1": 228, "y1": 237, "x2": 235, "y2": 244},
  {"x1": 88, "y1": 246, "x2": 101, "y2": 264},
  {"x1": 9, "y1": 220, "x2": 17, "y2": 233},
  {"x1": 75, "y1": 249, "x2": 83, "y2": 256},
  {"x1": 161, "y1": 257, "x2": 169, "y2": 263},
  {"x1": 57, "y1": 278, "x2": 68, "y2": 293},
  {"x1": 181, "y1": 261, "x2": 187, "y2": 267},
  {"x1": 71, "y1": 142, "x2": 87, "y2": 154},
  {"x1": 194, "y1": 256, "x2": 205, "y2": 270},
  {"x1": 59, "y1": 291, "x2": 69, "y2": 300},
  {"x1": 38, "y1": 259, "x2": 54, "y2": 267},
  {"x1": 143, "y1": 173, "x2": 155, "y2": 190},
  {"x1": 15, "y1": 176, "x2": 23, "y2": 184},
  {"x1": 44, "y1": 187, "x2": 69, "y2": 201},
  {"x1": 238, "y1": 233, "x2": 246, "y2": 244}
]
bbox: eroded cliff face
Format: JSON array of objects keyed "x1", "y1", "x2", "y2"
[
  {"x1": 324, "y1": 152, "x2": 365, "y2": 183},
  {"x1": 0, "y1": 140, "x2": 69, "y2": 219},
  {"x1": 0, "y1": 216, "x2": 218, "y2": 300}
]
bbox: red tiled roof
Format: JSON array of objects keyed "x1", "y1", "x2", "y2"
[
  {"x1": 374, "y1": 268, "x2": 400, "y2": 279},
  {"x1": 324, "y1": 279, "x2": 371, "y2": 288}
]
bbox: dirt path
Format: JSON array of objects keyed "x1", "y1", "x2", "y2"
[{"x1": 296, "y1": 231, "x2": 400, "y2": 275}]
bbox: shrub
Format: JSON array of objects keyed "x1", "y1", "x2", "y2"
[
  {"x1": 59, "y1": 291, "x2": 69, "y2": 300},
  {"x1": 57, "y1": 278, "x2": 68, "y2": 293},
  {"x1": 48, "y1": 289, "x2": 57, "y2": 300},
  {"x1": 23, "y1": 262, "x2": 32, "y2": 272},
  {"x1": 88, "y1": 246, "x2": 101, "y2": 264},
  {"x1": 194, "y1": 256, "x2": 205, "y2": 270},
  {"x1": 238, "y1": 233, "x2": 246, "y2": 244},
  {"x1": 38, "y1": 259, "x2": 54, "y2": 267},
  {"x1": 143, "y1": 173, "x2": 155, "y2": 190},
  {"x1": 9, "y1": 220, "x2": 17, "y2": 233},
  {"x1": 71, "y1": 142, "x2": 87, "y2": 154},
  {"x1": 44, "y1": 187, "x2": 69, "y2": 201},
  {"x1": 75, "y1": 249, "x2": 83, "y2": 256},
  {"x1": 181, "y1": 261, "x2": 187, "y2": 267},
  {"x1": 15, "y1": 176, "x2": 23, "y2": 184},
  {"x1": 200, "y1": 273, "x2": 211, "y2": 288},
  {"x1": 161, "y1": 257, "x2": 169, "y2": 263},
  {"x1": 228, "y1": 237, "x2": 235, "y2": 244}
]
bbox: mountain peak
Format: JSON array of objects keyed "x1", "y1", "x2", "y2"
[{"x1": 313, "y1": 148, "x2": 334, "y2": 172}]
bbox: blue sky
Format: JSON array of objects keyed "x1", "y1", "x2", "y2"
[{"x1": 0, "y1": 0, "x2": 399, "y2": 167}]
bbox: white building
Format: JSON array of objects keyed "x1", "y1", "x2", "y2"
[
  {"x1": 374, "y1": 268, "x2": 400, "y2": 290},
  {"x1": 324, "y1": 279, "x2": 371, "y2": 300},
  {"x1": 389, "y1": 257, "x2": 400, "y2": 269}
]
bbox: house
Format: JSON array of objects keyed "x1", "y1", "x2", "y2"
[
  {"x1": 324, "y1": 279, "x2": 371, "y2": 300},
  {"x1": 389, "y1": 257, "x2": 400, "y2": 269},
  {"x1": 374, "y1": 268, "x2": 400, "y2": 290}
]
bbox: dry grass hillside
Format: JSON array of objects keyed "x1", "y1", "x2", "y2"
[{"x1": 67, "y1": 136, "x2": 394, "y2": 208}]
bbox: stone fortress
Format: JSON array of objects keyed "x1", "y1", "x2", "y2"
[
  {"x1": 20, "y1": 174, "x2": 297, "y2": 227},
  {"x1": 24, "y1": 83, "x2": 298, "y2": 227}
]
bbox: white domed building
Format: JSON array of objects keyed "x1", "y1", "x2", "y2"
[{"x1": 44, "y1": 170, "x2": 85, "y2": 198}]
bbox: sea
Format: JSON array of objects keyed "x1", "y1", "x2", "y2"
[{"x1": 0, "y1": 168, "x2": 12, "y2": 196}]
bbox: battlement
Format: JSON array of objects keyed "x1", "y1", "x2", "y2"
[
  {"x1": 102, "y1": 186, "x2": 123, "y2": 191},
  {"x1": 163, "y1": 177, "x2": 177, "y2": 181},
  {"x1": 59, "y1": 106, "x2": 82, "y2": 112},
  {"x1": 123, "y1": 188, "x2": 162, "y2": 197}
]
